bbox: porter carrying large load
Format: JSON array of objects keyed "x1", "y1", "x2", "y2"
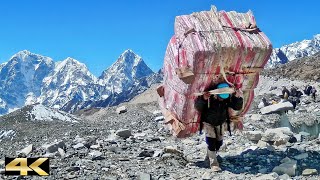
[{"x1": 158, "y1": 6, "x2": 272, "y2": 138}]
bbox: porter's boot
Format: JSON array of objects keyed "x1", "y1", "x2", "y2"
[{"x1": 207, "y1": 149, "x2": 222, "y2": 172}]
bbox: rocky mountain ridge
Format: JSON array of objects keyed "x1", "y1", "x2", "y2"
[
  {"x1": 267, "y1": 34, "x2": 320, "y2": 68},
  {"x1": 0, "y1": 50, "x2": 162, "y2": 115}
]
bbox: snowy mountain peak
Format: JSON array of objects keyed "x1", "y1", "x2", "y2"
[
  {"x1": 117, "y1": 49, "x2": 142, "y2": 66},
  {"x1": 267, "y1": 34, "x2": 320, "y2": 67},
  {"x1": 99, "y1": 50, "x2": 154, "y2": 90}
]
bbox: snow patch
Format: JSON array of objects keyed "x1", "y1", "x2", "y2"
[
  {"x1": 0, "y1": 130, "x2": 16, "y2": 140},
  {"x1": 30, "y1": 104, "x2": 78, "y2": 123}
]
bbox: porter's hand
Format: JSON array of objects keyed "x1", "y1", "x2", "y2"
[{"x1": 203, "y1": 92, "x2": 211, "y2": 100}]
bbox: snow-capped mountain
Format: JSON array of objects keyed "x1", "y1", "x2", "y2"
[
  {"x1": 0, "y1": 49, "x2": 162, "y2": 115},
  {"x1": 268, "y1": 34, "x2": 320, "y2": 67},
  {"x1": 99, "y1": 49, "x2": 154, "y2": 93},
  {"x1": 38, "y1": 57, "x2": 100, "y2": 110},
  {"x1": 0, "y1": 50, "x2": 54, "y2": 113}
]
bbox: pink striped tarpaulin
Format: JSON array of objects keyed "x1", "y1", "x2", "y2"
[{"x1": 159, "y1": 6, "x2": 272, "y2": 138}]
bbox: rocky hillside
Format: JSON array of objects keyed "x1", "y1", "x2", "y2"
[{"x1": 262, "y1": 52, "x2": 320, "y2": 82}]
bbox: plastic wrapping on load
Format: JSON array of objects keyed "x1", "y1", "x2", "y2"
[{"x1": 159, "y1": 6, "x2": 272, "y2": 138}]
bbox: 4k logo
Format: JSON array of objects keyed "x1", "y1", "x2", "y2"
[{"x1": 5, "y1": 158, "x2": 49, "y2": 176}]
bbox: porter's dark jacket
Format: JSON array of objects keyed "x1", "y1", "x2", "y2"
[{"x1": 195, "y1": 91, "x2": 243, "y2": 126}]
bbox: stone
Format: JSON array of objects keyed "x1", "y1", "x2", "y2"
[
  {"x1": 89, "y1": 150, "x2": 102, "y2": 159},
  {"x1": 294, "y1": 153, "x2": 308, "y2": 160},
  {"x1": 164, "y1": 146, "x2": 183, "y2": 155},
  {"x1": 302, "y1": 169, "x2": 318, "y2": 176},
  {"x1": 89, "y1": 144, "x2": 100, "y2": 149},
  {"x1": 154, "y1": 116, "x2": 164, "y2": 122},
  {"x1": 66, "y1": 166, "x2": 80, "y2": 172},
  {"x1": 73, "y1": 143, "x2": 84, "y2": 149},
  {"x1": 262, "y1": 127, "x2": 293, "y2": 146},
  {"x1": 260, "y1": 102, "x2": 294, "y2": 115},
  {"x1": 17, "y1": 144, "x2": 33, "y2": 156},
  {"x1": 116, "y1": 106, "x2": 127, "y2": 114},
  {"x1": 139, "y1": 173, "x2": 151, "y2": 180},
  {"x1": 116, "y1": 129, "x2": 132, "y2": 138},
  {"x1": 58, "y1": 148, "x2": 65, "y2": 157},
  {"x1": 244, "y1": 131, "x2": 263, "y2": 141},
  {"x1": 43, "y1": 141, "x2": 66, "y2": 153},
  {"x1": 0, "y1": 168, "x2": 5, "y2": 174},
  {"x1": 152, "y1": 110, "x2": 162, "y2": 115},
  {"x1": 258, "y1": 168, "x2": 268, "y2": 174},
  {"x1": 138, "y1": 150, "x2": 154, "y2": 157},
  {"x1": 255, "y1": 173, "x2": 279, "y2": 180},
  {"x1": 272, "y1": 159, "x2": 297, "y2": 176},
  {"x1": 251, "y1": 114, "x2": 263, "y2": 121},
  {"x1": 257, "y1": 140, "x2": 275, "y2": 151},
  {"x1": 152, "y1": 150, "x2": 163, "y2": 158},
  {"x1": 202, "y1": 172, "x2": 212, "y2": 180},
  {"x1": 134, "y1": 133, "x2": 146, "y2": 138},
  {"x1": 278, "y1": 174, "x2": 291, "y2": 180}
]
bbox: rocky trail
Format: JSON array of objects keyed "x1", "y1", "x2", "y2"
[{"x1": 1, "y1": 77, "x2": 320, "y2": 180}]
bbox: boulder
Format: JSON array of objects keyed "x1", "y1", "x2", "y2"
[
  {"x1": 272, "y1": 159, "x2": 297, "y2": 176},
  {"x1": 116, "y1": 106, "x2": 127, "y2": 114},
  {"x1": 42, "y1": 141, "x2": 66, "y2": 153},
  {"x1": 302, "y1": 169, "x2": 318, "y2": 176},
  {"x1": 260, "y1": 102, "x2": 293, "y2": 115},
  {"x1": 116, "y1": 129, "x2": 132, "y2": 138},
  {"x1": 17, "y1": 144, "x2": 33, "y2": 156},
  {"x1": 262, "y1": 127, "x2": 293, "y2": 146},
  {"x1": 73, "y1": 143, "x2": 84, "y2": 149},
  {"x1": 139, "y1": 173, "x2": 151, "y2": 180},
  {"x1": 244, "y1": 131, "x2": 263, "y2": 141}
]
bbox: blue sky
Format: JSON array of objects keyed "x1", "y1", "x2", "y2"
[{"x1": 0, "y1": 0, "x2": 319, "y2": 76}]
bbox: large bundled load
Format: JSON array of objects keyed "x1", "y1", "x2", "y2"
[{"x1": 158, "y1": 6, "x2": 272, "y2": 138}]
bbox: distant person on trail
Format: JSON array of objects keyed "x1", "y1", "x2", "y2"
[
  {"x1": 304, "y1": 85, "x2": 312, "y2": 96},
  {"x1": 311, "y1": 86, "x2": 317, "y2": 102},
  {"x1": 288, "y1": 96, "x2": 300, "y2": 109},
  {"x1": 290, "y1": 85, "x2": 297, "y2": 97},
  {"x1": 195, "y1": 82, "x2": 243, "y2": 172},
  {"x1": 282, "y1": 86, "x2": 290, "y2": 100}
]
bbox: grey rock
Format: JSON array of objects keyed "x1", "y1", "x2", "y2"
[
  {"x1": 66, "y1": 166, "x2": 80, "y2": 172},
  {"x1": 262, "y1": 127, "x2": 293, "y2": 146},
  {"x1": 73, "y1": 143, "x2": 85, "y2": 149},
  {"x1": 17, "y1": 144, "x2": 33, "y2": 156},
  {"x1": 116, "y1": 129, "x2": 132, "y2": 138},
  {"x1": 294, "y1": 153, "x2": 308, "y2": 160},
  {"x1": 244, "y1": 131, "x2": 263, "y2": 141},
  {"x1": 90, "y1": 145, "x2": 100, "y2": 149},
  {"x1": 255, "y1": 172, "x2": 279, "y2": 180},
  {"x1": 138, "y1": 150, "x2": 154, "y2": 157},
  {"x1": 43, "y1": 141, "x2": 66, "y2": 153},
  {"x1": 58, "y1": 148, "x2": 65, "y2": 157},
  {"x1": 116, "y1": 106, "x2": 127, "y2": 114},
  {"x1": 278, "y1": 174, "x2": 291, "y2": 180},
  {"x1": 302, "y1": 169, "x2": 318, "y2": 176},
  {"x1": 154, "y1": 116, "x2": 164, "y2": 122},
  {"x1": 260, "y1": 102, "x2": 293, "y2": 114},
  {"x1": 139, "y1": 172, "x2": 151, "y2": 180},
  {"x1": 272, "y1": 159, "x2": 297, "y2": 176}
]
